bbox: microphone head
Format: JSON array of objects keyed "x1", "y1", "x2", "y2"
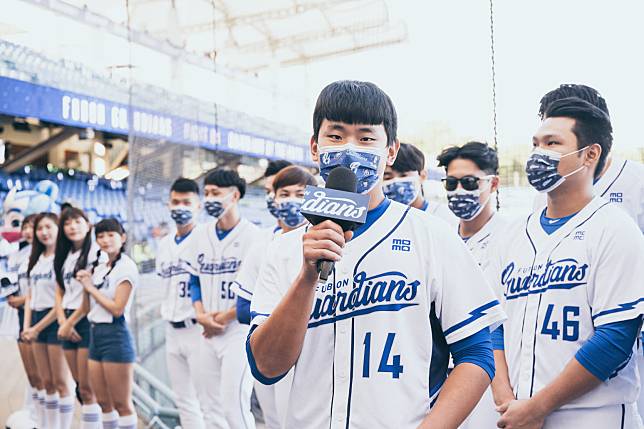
[{"x1": 324, "y1": 166, "x2": 357, "y2": 193}]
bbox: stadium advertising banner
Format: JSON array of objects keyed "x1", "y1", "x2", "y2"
[{"x1": 0, "y1": 76, "x2": 311, "y2": 164}]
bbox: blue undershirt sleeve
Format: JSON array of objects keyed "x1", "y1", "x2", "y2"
[
  {"x1": 189, "y1": 275, "x2": 202, "y2": 303},
  {"x1": 236, "y1": 297, "x2": 251, "y2": 325},
  {"x1": 449, "y1": 326, "x2": 495, "y2": 381},
  {"x1": 492, "y1": 325, "x2": 505, "y2": 350},
  {"x1": 575, "y1": 316, "x2": 642, "y2": 381}
]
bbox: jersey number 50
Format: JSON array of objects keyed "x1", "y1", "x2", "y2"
[{"x1": 362, "y1": 332, "x2": 403, "y2": 379}]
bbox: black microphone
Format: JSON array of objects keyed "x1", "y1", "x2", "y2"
[{"x1": 300, "y1": 167, "x2": 370, "y2": 282}]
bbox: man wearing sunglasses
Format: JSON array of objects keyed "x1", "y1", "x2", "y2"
[
  {"x1": 437, "y1": 141, "x2": 509, "y2": 428},
  {"x1": 383, "y1": 142, "x2": 457, "y2": 225}
]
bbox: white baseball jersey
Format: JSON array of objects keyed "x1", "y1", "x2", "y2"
[
  {"x1": 250, "y1": 200, "x2": 506, "y2": 428},
  {"x1": 231, "y1": 226, "x2": 280, "y2": 301},
  {"x1": 15, "y1": 247, "x2": 31, "y2": 297},
  {"x1": 88, "y1": 254, "x2": 139, "y2": 324},
  {"x1": 490, "y1": 197, "x2": 644, "y2": 409},
  {"x1": 5, "y1": 245, "x2": 31, "y2": 294},
  {"x1": 61, "y1": 243, "x2": 101, "y2": 310},
  {"x1": 421, "y1": 199, "x2": 459, "y2": 226},
  {"x1": 180, "y1": 218, "x2": 262, "y2": 318},
  {"x1": 458, "y1": 213, "x2": 509, "y2": 429},
  {"x1": 157, "y1": 232, "x2": 198, "y2": 322},
  {"x1": 28, "y1": 254, "x2": 56, "y2": 311},
  {"x1": 534, "y1": 157, "x2": 644, "y2": 232}
]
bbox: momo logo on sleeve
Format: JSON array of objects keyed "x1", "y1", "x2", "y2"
[
  {"x1": 300, "y1": 186, "x2": 369, "y2": 224},
  {"x1": 502, "y1": 258, "x2": 589, "y2": 300}
]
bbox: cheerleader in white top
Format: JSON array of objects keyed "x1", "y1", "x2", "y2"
[
  {"x1": 22, "y1": 212, "x2": 73, "y2": 429},
  {"x1": 54, "y1": 207, "x2": 102, "y2": 428},
  {"x1": 75, "y1": 218, "x2": 138, "y2": 429}
]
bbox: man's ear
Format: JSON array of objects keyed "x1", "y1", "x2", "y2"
[
  {"x1": 490, "y1": 175, "x2": 500, "y2": 194},
  {"x1": 386, "y1": 139, "x2": 400, "y2": 166},
  {"x1": 585, "y1": 143, "x2": 602, "y2": 168},
  {"x1": 310, "y1": 135, "x2": 319, "y2": 163}
]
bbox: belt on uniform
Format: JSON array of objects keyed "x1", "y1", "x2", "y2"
[{"x1": 170, "y1": 319, "x2": 197, "y2": 329}]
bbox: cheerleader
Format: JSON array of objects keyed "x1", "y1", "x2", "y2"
[
  {"x1": 54, "y1": 207, "x2": 102, "y2": 428},
  {"x1": 22, "y1": 212, "x2": 73, "y2": 429},
  {"x1": 76, "y1": 218, "x2": 138, "y2": 429}
]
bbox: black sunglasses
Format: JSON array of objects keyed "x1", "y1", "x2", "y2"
[{"x1": 441, "y1": 175, "x2": 493, "y2": 192}]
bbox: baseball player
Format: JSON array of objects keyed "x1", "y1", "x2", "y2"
[
  {"x1": 232, "y1": 165, "x2": 315, "y2": 429},
  {"x1": 534, "y1": 84, "x2": 644, "y2": 420},
  {"x1": 247, "y1": 80, "x2": 506, "y2": 428},
  {"x1": 533, "y1": 84, "x2": 644, "y2": 230},
  {"x1": 436, "y1": 141, "x2": 509, "y2": 428},
  {"x1": 181, "y1": 167, "x2": 262, "y2": 429},
  {"x1": 156, "y1": 178, "x2": 205, "y2": 429},
  {"x1": 383, "y1": 142, "x2": 458, "y2": 225},
  {"x1": 491, "y1": 97, "x2": 644, "y2": 428}
]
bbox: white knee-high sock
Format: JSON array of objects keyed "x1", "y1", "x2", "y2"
[
  {"x1": 117, "y1": 413, "x2": 137, "y2": 429},
  {"x1": 36, "y1": 389, "x2": 46, "y2": 427},
  {"x1": 28, "y1": 386, "x2": 39, "y2": 422},
  {"x1": 59, "y1": 395, "x2": 75, "y2": 429},
  {"x1": 80, "y1": 403, "x2": 102, "y2": 429},
  {"x1": 44, "y1": 392, "x2": 60, "y2": 429},
  {"x1": 102, "y1": 410, "x2": 119, "y2": 429}
]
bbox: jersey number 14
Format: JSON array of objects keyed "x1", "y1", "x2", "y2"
[{"x1": 362, "y1": 332, "x2": 403, "y2": 379}]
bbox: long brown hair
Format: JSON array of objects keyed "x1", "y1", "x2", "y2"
[
  {"x1": 27, "y1": 212, "x2": 59, "y2": 276},
  {"x1": 54, "y1": 207, "x2": 93, "y2": 290}
]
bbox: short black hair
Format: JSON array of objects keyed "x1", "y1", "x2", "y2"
[
  {"x1": 392, "y1": 143, "x2": 425, "y2": 174},
  {"x1": 204, "y1": 167, "x2": 246, "y2": 199},
  {"x1": 539, "y1": 84, "x2": 609, "y2": 119},
  {"x1": 437, "y1": 141, "x2": 499, "y2": 175},
  {"x1": 171, "y1": 177, "x2": 199, "y2": 195},
  {"x1": 313, "y1": 80, "x2": 398, "y2": 146},
  {"x1": 544, "y1": 97, "x2": 612, "y2": 179},
  {"x1": 264, "y1": 160, "x2": 292, "y2": 178}
]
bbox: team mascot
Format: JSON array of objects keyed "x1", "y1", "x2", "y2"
[{"x1": 1, "y1": 180, "x2": 58, "y2": 429}]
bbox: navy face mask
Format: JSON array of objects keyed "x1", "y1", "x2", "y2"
[
  {"x1": 266, "y1": 193, "x2": 280, "y2": 219},
  {"x1": 170, "y1": 207, "x2": 194, "y2": 226},
  {"x1": 204, "y1": 192, "x2": 234, "y2": 218},
  {"x1": 318, "y1": 144, "x2": 384, "y2": 194},
  {"x1": 276, "y1": 198, "x2": 306, "y2": 228},
  {"x1": 525, "y1": 147, "x2": 587, "y2": 193},
  {"x1": 382, "y1": 177, "x2": 419, "y2": 205}
]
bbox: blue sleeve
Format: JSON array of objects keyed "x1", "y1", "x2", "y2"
[
  {"x1": 492, "y1": 325, "x2": 505, "y2": 350},
  {"x1": 236, "y1": 297, "x2": 251, "y2": 325},
  {"x1": 246, "y1": 325, "x2": 288, "y2": 385},
  {"x1": 575, "y1": 316, "x2": 642, "y2": 381},
  {"x1": 448, "y1": 327, "x2": 495, "y2": 381},
  {"x1": 189, "y1": 275, "x2": 202, "y2": 303}
]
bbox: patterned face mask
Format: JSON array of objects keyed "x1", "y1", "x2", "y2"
[
  {"x1": 276, "y1": 197, "x2": 306, "y2": 228},
  {"x1": 446, "y1": 177, "x2": 492, "y2": 220},
  {"x1": 382, "y1": 177, "x2": 419, "y2": 205},
  {"x1": 169, "y1": 207, "x2": 194, "y2": 226},
  {"x1": 319, "y1": 144, "x2": 385, "y2": 194},
  {"x1": 204, "y1": 192, "x2": 234, "y2": 218},
  {"x1": 266, "y1": 193, "x2": 280, "y2": 219},
  {"x1": 525, "y1": 147, "x2": 587, "y2": 193}
]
